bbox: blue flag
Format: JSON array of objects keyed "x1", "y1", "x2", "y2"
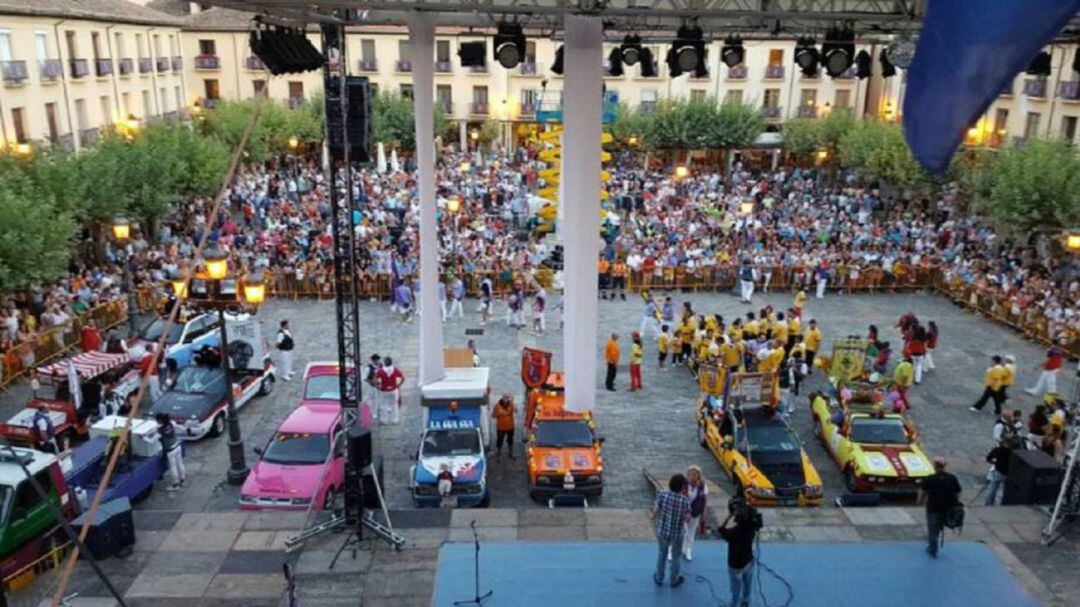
[{"x1": 903, "y1": 0, "x2": 1080, "y2": 174}]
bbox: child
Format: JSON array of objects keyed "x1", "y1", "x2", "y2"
[
  {"x1": 629, "y1": 332, "x2": 644, "y2": 391},
  {"x1": 658, "y1": 325, "x2": 671, "y2": 369}
]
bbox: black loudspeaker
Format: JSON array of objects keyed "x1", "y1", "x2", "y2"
[
  {"x1": 361, "y1": 455, "x2": 385, "y2": 509},
  {"x1": 325, "y1": 76, "x2": 372, "y2": 163},
  {"x1": 1003, "y1": 449, "x2": 1063, "y2": 505},
  {"x1": 347, "y1": 426, "x2": 372, "y2": 469},
  {"x1": 458, "y1": 41, "x2": 487, "y2": 67},
  {"x1": 72, "y1": 497, "x2": 135, "y2": 560}
]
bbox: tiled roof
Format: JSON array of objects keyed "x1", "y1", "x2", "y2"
[
  {"x1": 181, "y1": 6, "x2": 254, "y2": 31},
  {"x1": 0, "y1": 0, "x2": 182, "y2": 25}
]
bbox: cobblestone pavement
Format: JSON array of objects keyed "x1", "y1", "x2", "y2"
[{"x1": 3, "y1": 289, "x2": 1080, "y2": 605}]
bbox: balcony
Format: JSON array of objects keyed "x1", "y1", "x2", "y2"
[
  {"x1": 761, "y1": 106, "x2": 782, "y2": 118},
  {"x1": 287, "y1": 96, "x2": 304, "y2": 109},
  {"x1": 468, "y1": 64, "x2": 488, "y2": 74},
  {"x1": 1023, "y1": 78, "x2": 1047, "y2": 98},
  {"x1": 470, "y1": 101, "x2": 489, "y2": 115},
  {"x1": 39, "y1": 59, "x2": 62, "y2": 81},
  {"x1": 139, "y1": 57, "x2": 153, "y2": 73},
  {"x1": 395, "y1": 59, "x2": 412, "y2": 72},
  {"x1": 358, "y1": 58, "x2": 377, "y2": 72},
  {"x1": 172, "y1": 56, "x2": 183, "y2": 71},
  {"x1": 437, "y1": 100, "x2": 453, "y2": 114},
  {"x1": 69, "y1": 59, "x2": 89, "y2": 78},
  {"x1": 1, "y1": 60, "x2": 29, "y2": 85},
  {"x1": 95, "y1": 58, "x2": 113, "y2": 77},
  {"x1": 79, "y1": 127, "x2": 101, "y2": 147},
  {"x1": 764, "y1": 65, "x2": 784, "y2": 79},
  {"x1": 727, "y1": 64, "x2": 748, "y2": 79},
  {"x1": 245, "y1": 56, "x2": 267, "y2": 71},
  {"x1": 520, "y1": 102, "x2": 536, "y2": 116},
  {"x1": 119, "y1": 58, "x2": 134, "y2": 76},
  {"x1": 435, "y1": 60, "x2": 452, "y2": 73},
  {"x1": 797, "y1": 105, "x2": 817, "y2": 118},
  {"x1": 156, "y1": 57, "x2": 169, "y2": 72},
  {"x1": 520, "y1": 62, "x2": 538, "y2": 76},
  {"x1": 1057, "y1": 81, "x2": 1080, "y2": 101},
  {"x1": 195, "y1": 55, "x2": 220, "y2": 70}
]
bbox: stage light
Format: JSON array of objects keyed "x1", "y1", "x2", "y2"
[
  {"x1": 620, "y1": 35, "x2": 643, "y2": 66},
  {"x1": 639, "y1": 47, "x2": 657, "y2": 77},
  {"x1": 551, "y1": 45, "x2": 564, "y2": 75},
  {"x1": 821, "y1": 27, "x2": 854, "y2": 78},
  {"x1": 855, "y1": 50, "x2": 872, "y2": 79},
  {"x1": 879, "y1": 49, "x2": 897, "y2": 78},
  {"x1": 458, "y1": 41, "x2": 487, "y2": 67},
  {"x1": 607, "y1": 46, "x2": 624, "y2": 77},
  {"x1": 666, "y1": 25, "x2": 707, "y2": 78},
  {"x1": 794, "y1": 37, "x2": 819, "y2": 76},
  {"x1": 885, "y1": 35, "x2": 916, "y2": 70},
  {"x1": 1026, "y1": 51, "x2": 1051, "y2": 76},
  {"x1": 493, "y1": 23, "x2": 526, "y2": 69},
  {"x1": 249, "y1": 24, "x2": 323, "y2": 76},
  {"x1": 721, "y1": 35, "x2": 744, "y2": 68}
]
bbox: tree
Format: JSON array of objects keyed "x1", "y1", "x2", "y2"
[
  {"x1": 782, "y1": 118, "x2": 823, "y2": 157},
  {"x1": 838, "y1": 119, "x2": 932, "y2": 189},
  {"x1": 607, "y1": 102, "x2": 650, "y2": 147},
  {"x1": 0, "y1": 185, "x2": 76, "y2": 292},
  {"x1": 977, "y1": 139, "x2": 1080, "y2": 233},
  {"x1": 711, "y1": 101, "x2": 765, "y2": 149},
  {"x1": 643, "y1": 98, "x2": 763, "y2": 150},
  {"x1": 371, "y1": 91, "x2": 448, "y2": 150}
]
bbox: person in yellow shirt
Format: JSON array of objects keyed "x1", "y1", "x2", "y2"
[
  {"x1": 744, "y1": 312, "x2": 759, "y2": 340},
  {"x1": 658, "y1": 325, "x2": 671, "y2": 369},
  {"x1": 720, "y1": 339, "x2": 742, "y2": 371},
  {"x1": 759, "y1": 342, "x2": 784, "y2": 373},
  {"x1": 629, "y1": 333, "x2": 644, "y2": 391},
  {"x1": 787, "y1": 312, "x2": 801, "y2": 338},
  {"x1": 794, "y1": 288, "x2": 807, "y2": 318},
  {"x1": 804, "y1": 319, "x2": 823, "y2": 370},
  {"x1": 971, "y1": 355, "x2": 1007, "y2": 414},
  {"x1": 1002, "y1": 355, "x2": 1016, "y2": 403},
  {"x1": 705, "y1": 315, "x2": 719, "y2": 334},
  {"x1": 679, "y1": 321, "x2": 695, "y2": 366},
  {"x1": 727, "y1": 318, "x2": 743, "y2": 342},
  {"x1": 772, "y1": 313, "x2": 789, "y2": 353}
]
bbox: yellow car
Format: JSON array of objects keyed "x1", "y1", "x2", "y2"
[
  {"x1": 697, "y1": 395, "x2": 823, "y2": 507},
  {"x1": 810, "y1": 394, "x2": 933, "y2": 495}
]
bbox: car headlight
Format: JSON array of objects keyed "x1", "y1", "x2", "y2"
[
  {"x1": 586, "y1": 475, "x2": 601, "y2": 484},
  {"x1": 803, "y1": 484, "x2": 822, "y2": 498}
]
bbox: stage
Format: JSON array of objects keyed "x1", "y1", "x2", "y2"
[{"x1": 432, "y1": 540, "x2": 1042, "y2": 607}]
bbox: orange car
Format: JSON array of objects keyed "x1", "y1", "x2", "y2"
[{"x1": 525, "y1": 392, "x2": 604, "y2": 502}]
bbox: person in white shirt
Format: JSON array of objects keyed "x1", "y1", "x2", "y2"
[{"x1": 276, "y1": 319, "x2": 295, "y2": 381}]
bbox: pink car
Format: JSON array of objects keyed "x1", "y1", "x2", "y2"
[
  {"x1": 239, "y1": 403, "x2": 345, "y2": 510},
  {"x1": 300, "y1": 362, "x2": 345, "y2": 407}
]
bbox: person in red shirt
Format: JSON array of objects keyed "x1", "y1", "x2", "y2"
[
  {"x1": 1025, "y1": 343, "x2": 1067, "y2": 398},
  {"x1": 374, "y1": 357, "x2": 405, "y2": 425},
  {"x1": 80, "y1": 320, "x2": 102, "y2": 353}
]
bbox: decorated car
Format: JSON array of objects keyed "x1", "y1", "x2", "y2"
[
  {"x1": 410, "y1": 405, "x2": 488, "y2": 508},
  {"x1": 810, "y1": 392, "x2": 933, "y2": 495},
  {"x1": 240, "y1": 403, "x2": 345, "y2": 511},
  {"x1": 525, "y1": 393, "x2": 604, "y2": 503}
]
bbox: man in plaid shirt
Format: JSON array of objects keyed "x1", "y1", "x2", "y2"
[{"x1": 651, "y1": 473, "x2": 692, "y2": 587}]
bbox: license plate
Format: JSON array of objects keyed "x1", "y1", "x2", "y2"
[{"x1": 440, "y1": 497, "x2": 458, "y2": 508}]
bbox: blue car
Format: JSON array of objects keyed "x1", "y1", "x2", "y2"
[
  {"x1": 137, "y1": 314, "x2": 221, "y2": 372},
  {"x1": 410, "y1": 407, "x2": 488, "y2": 508}
]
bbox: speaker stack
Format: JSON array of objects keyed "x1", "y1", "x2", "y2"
[
  {"x1": 343, "y1": 426, "x2": 372, "y2": 526},
  {"x1": 1002, "y1": 449, "x2": 1063, "y2": 505},
  {"x1": 72, "y1": 497, "x2": 136, "y2": 560}
]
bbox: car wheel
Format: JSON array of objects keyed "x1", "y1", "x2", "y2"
[
  {"x1": 477, "y1": 492, "x2": 491, "y2": 508},
  {"x1": 258, "y1": 375, "x2": 275, "y2": 396},
  {"x1": 209, "y1": 413, "x2": 225, "y2": 438},
  {"x1": 844, "y1": 469, "x2": 859, "y2": 493}
]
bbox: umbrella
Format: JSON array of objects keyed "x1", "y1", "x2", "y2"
[
  {"x1": 390, "y1": 148, "x2": 400, "y2": 173},
  {"x1": 377, "y1": 142, "x2": 387, "y2": 174}
]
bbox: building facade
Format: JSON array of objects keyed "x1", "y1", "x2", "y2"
[{"x1": 2, "y1": 0, "x2": 1077, "y2": 153}]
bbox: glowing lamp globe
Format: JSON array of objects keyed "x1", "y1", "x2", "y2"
[
  {"x1": 242, "y1": 273, "x2": 267, "y2": 306},
  {"x1": 204, "y1": 246, "x2": 229, "y2": 280},
  {"x1": 112, "y1": 217, "x2": 131, "y2": 241}
]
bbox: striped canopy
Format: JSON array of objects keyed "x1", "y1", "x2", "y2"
[{"x1": 37, "y1": 352, "x2": 129, "y2": 380}]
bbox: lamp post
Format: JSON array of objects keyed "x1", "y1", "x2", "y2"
[
  {"x1": 111, "y1": 217, "x2": 138, "y2": 335},
  {"x1": 446, "y1": 196, "x2": 461, "y2": 263},
  {"x1": 177, "y1": 246, "x2": 266, "y2": 485}
]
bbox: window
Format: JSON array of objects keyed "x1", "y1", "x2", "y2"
[
  {"x1": 288, "y1": 81, "x2": 304, "y2": 100},
  {"x1": 253, "y1": 79, "x2": 266, "y2": 97},
  {"x1": 799, "y1": 88, "x2": 817, "y2": 108},
  {"x1": 361, "y1": 39, "x2": 376, "y2": 61},
  {"x1": 398, "y1": 40, "x2": 411, "y2": 62},
  {"x1": 10, "y1": 108, "x2": 26, "y2": 143},
  {"x1": 1024, "y1": 111, "x2": 1041, "y2": 138},
  {"x1": 135, "y1": 34, "x2": 144, "y2": 58},
  {"x1": 472, "y1": 85, "x2": 488, "y2": 104},
  {"x1": 768, "y1": 49, "x2": 784, "y2": 66},
  {"x1": 159, "y1": 87, "x2": 167, "y2": 112},
  {"x1": 763, "y1": 88, "x2": 780, "y2": 108},
  {"x1": 436, "y1": 40, "x2": 450, "y2": 63},
  {"x1": 993, "y1": 108, "x2": 1009, "y2": 132},
  {"x1": 521, "y1": 89, "x2": 539, "y2": 106},
  {"x1": 121, "y1": 92, "x2": 131, "y2": 115},
  {"x1": 174, "y1": 86, "x2": 182, "y2": 112},
  {"x1": 436, "y1": 84, "x2": 452, "y2": 109},
  {"x1": 524, "y1": 41, "x2": 536, "y2": 64},
  {"x1": 198, "y1": 39, "x2": 216, "y2": 56},
  {"x1": 65, "y1": 31, "x2": 78, "y2": 59},
  {"x1": 690, "y1": 89, "x2": 706, "y2": 102},
  {"x1": 153, "y1": 34, "x2": 162, "y2": 57},
  {"x1": 45, "y1": 103, "x2": 58, "y2": 142},
  {"x1": 35, "y1": 32, "x2": 50, "y2": 62},
  {"x1": 0, "y1": 31, "x2": 12, "y2": 62},
  {"x1": 725, "y1": 89, "x2": 743, "y2": 105},
  {"x1": 400, "y1": 83, "x2": 413, "y2": 99},
  {"x1": 142, "y1": 90, "x2": 152, "y2": 117},
  {"x1": 74, "y1": 98, "x2": 88, "y2": 131},
  {"x1": 114, "y1": 32, "x2": 125, "y2": 58},
  {"x1": 100, "y1": 95, "x2": 112, "y2": 126},
  {"x1": 204, "y1": 79, "x2": 220, "y2": 101},
  {"x1": 641, "y1": 89, "x2": 657, "y2": 113},
  {"x1": 91, "y1": 32, "x2": 102, "y2": 60},
  {"x1": 169, "y1": 35, "x2": 178, "y2": 56},
  {"x1": 1062, "y1": 115, "x2": 1077, "y2": 143},
  {"x1": 834, "y1": 89, "x2": 851, "y2": 109}
]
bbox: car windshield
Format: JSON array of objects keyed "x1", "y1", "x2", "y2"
[
  {"x1": 851, "y1": 418, "x2": 910, "y2": 445},
  {"x1": 741, "y1": 424, "x2": 799, "y2": 452},
  {"x1": 140, "y1": 318, "x2": 183, "y2": 344},
  {"x1": 304, "y1": 375, "x2": 340, "y2": 401},
  {"x1": 262, "y1": 432, "x2": 330, "y2": 465},
  {"x1": 422, "y1": 429, "x2": 480, "y2": 457},
  {"x1": 534, "y1": 420, "x2": 594, "y2": 448},
  {"x1": 173, "y1": 367, "x2": 221, "y2": 393}
]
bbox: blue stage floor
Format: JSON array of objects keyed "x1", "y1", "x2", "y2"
[{"x1": 432, "y1": 541, "x2": 1041, "y2": 607}]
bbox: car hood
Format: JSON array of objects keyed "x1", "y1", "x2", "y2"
[
  {"x1": 242, "y1": 460, "x2": 324, "y2": 498},
  {"x1": 854, "y1": 445, "x2": 933, "y2": 478},
  {"x1": 149, "y1": 391, "x2": 217, "y2": 421},
  {"x1": 748, "y1": 450, "x2": 806, "y2": 490},
  {"x1": 416, "y1": 455, "x2": 485, "y2": 484},
  {"x1": 532, "y1": 448, "x2": 599, "y2": 473}
]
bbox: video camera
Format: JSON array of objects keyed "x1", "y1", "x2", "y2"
[{"x1": 727, "y1": 496, "x2": 764, "y2": 532}]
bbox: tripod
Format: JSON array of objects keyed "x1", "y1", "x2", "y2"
[{"x1": 454, "y1": 520, "x2": 493, "y2": 606}]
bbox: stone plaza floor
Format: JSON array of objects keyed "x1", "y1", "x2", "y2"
[{"x1": 3, "y1": 288, "x2": 1079, "y2": 605}]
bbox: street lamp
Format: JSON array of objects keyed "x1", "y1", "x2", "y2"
[
  {"x1": 460, "y1": 161, "x2": 471, "y2": 173},
  {"x1": 178, "y1": 249, "x2": 266, "y2": 485},
  {"x1": 1065, "y1": 230, "x2": 1080, "y2": 254},
  {"x1": 288, "y1": 137, "x2": 299, "y2": 150},
  {"x1": 675, "y1": 165, "x2": 689, "y2": 179},
  {"x1": 446, "y1": 197, "x2": 462, "y2": 262},
  {"x1": 739, "y1": 200, "x2": 755, "y2": 216},
  {"x1": 111, "y1": 217, "x2": 138, "y2": 335},
  {"x1": 628, "y1": 135, "x2": 639, "y2": 146}
]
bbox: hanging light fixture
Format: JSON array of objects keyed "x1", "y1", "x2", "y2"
[
  {"x1": 667, "y1": 24, "x2": 707, "y2": 78},
  {"x1": 821, "y1": 26, "x2": 855, "y2": 78},
  {"x1": 493, "y1": 23, "x2": 526, "y2": 69},
  {"x1": 794, "y1": 37, "x2": 820, "y2": 76},
  {"x1": 721, "y1": 35, "x2": 745, "y2": 68}
]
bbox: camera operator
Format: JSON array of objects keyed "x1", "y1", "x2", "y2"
[{"x1": 718, "y1": 497, "x2": 763, "y2": 607}]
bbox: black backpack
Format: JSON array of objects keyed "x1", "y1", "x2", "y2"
[{"x1": 944, "y1": 503, "x2": 965, "y2": 532}]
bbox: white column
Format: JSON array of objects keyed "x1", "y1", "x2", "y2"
[
  {"x1": 459, "y1": 120, "x2": 468, "y2": 152},
  {"x1": 411, "y1": 13, "x2": 445, "y2": 386},
  {"x1": 561, "y1": 15, "x2": 603, "y2": 413}
]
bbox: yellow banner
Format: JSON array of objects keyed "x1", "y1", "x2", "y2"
[
  {"x1": 601, "y1": 132, "x2": 614, "y2": 144},
  {"x1": 601, "y1": 151, "x2": 612, "y2": 162},
  {"x1": 538, "y1": 187, "x2": 559, "y2": 200},
  {"x1": 538, "y1": 149, "x2": 561, "y2": 163},
  {"x1": 539, "y1": 129, "x2": 564, "y2": 142},
  {"x1": 600, "y1": 170, "x2": 611, "y2": 183},
  {"x1": 539, "y1": 168, "x2": 561, "y2": 181}
]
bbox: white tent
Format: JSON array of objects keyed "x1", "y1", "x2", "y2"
[
  {"x1": 390, "y1": 148, "x2": 400, "y2": 173},
  {"x1": 377, "y1": 142, "x2": 387, "y2": 173}
]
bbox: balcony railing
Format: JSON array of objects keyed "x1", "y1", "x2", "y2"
[
  {"x1": 79, "y1": 127, "x2": 101, "y2": 147},
  {"x1": 245, "y1": 56, "x2": 267, "y2": 71},
  {"x1": 287, "y1": 97, "x2": 304, "y2": 109},
  {"x1": 39, "y1": 59, "x2": 62, "y2": 81},
  {"x1": 138, "y1": 57, "x2": 153, "y2": 73},
  {"x1": 520, "y1": 62, "x2": 538, "y2": 76},
  {"x1": 69, "y1": 59, "x2": 89, "y2": 78},
  {"x1": 119, "y1": 58, "x2": 134, "y2": 75},
  {"x1": 195, "y1": 55, "x2": 220, "y2": 70},
  {"x1": 797, "y1": 105, "x2": 817, "y2": 118},
  {"x1": 438, "y1": 100, "x2": 453, "y2": 114},
  {"x1": 470, "y1": 101, "x2": 489, "y2": 115},
  {"x1": 95, "y1": 58, "x2": 113, "y2": 77},
  {"x1": 156, "y1": 57, "x2": 169, "y2": 72},
  {"x1": 172, "y1": 56, "x2": 183, "y2": 71},
  {"x1": 764, "y1": 65, "x2": 784, "y2": 79},
  {"x1": 396, "y1": 59, "x2": 412, "y2": 72},
  {"x1": 1057, "y1": 81, "x2": 1080, "y2": 101},
  {"x1": 358, "y1": 58, "x2": 377, "y2": 72},
  {"x1": 520, "y1": 102, "x2": 536, "y2": 116},
  {"x1": 435, "y1": 60, "x2": 452, "y2": 72},
  {"x1": 1, "y1": 60, "x2": 29, "y2": 84},
  {"x1": 761, "y1": 106, "x2": 782, "y2": 118},
  {"x1": 1023, "y1": 78, "x2": 1047, "y2": 98},
  {"x1": 727, "y1": 64, "x2": 748, "y2": 79}
]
